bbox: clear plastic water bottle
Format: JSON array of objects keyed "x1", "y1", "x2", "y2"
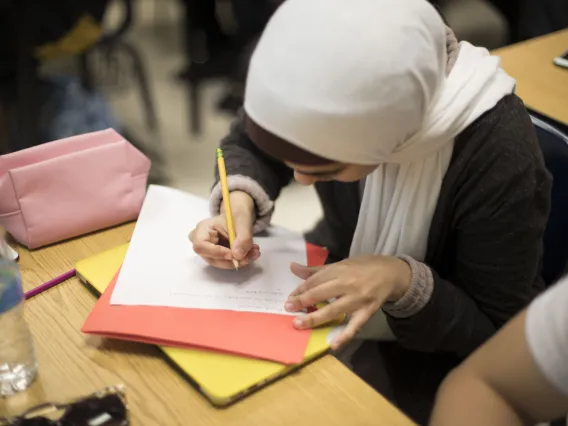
[{"x1": 0, "y1": 259, "x2": 37, "y2": 396}]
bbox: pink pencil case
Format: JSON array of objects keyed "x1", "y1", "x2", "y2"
[{"x1": 0, "y1": 129, "x2": 151, "y2": 249}]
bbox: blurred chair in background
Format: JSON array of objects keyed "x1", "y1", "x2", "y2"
[
  {"x1": 180, "y1": 0, "x2": 565, "y2": 135},
  {"x1": 489, "y1": 0, "x2": 568, "y2": 42},
  {"x1": 80, "y1": 0, "x2": 159, "y2": 135},
  {"x1": 215, "y1": 0, "x2": 278, "y2": 115},
  {"x1": 77, "y1": 0, "x2": 165, "y2": 183},
  {"x1": 180, "y1": 0, "x2": 278, "y2": 135},
  {"x1": 434, "y1": 0, "x2": 509, "y2": 49},
  {"x1": 532, "y1": 114, "x2": 568, "y2": 426},
  {"x1": 179, "y1": 0, "x2": 232, "y2": 135},
  {"x1": 517, "y1": 0, "x2": 568, "y2": 41},
  {"x1": 532, "y1": 115, "x2": 568, "y2": 286},
  {"x1": 181, "y1": 0, "x2": 513, "y2": 136},
  {"x1": 0, "y1": 0, "x2": 110, "y2": 152},
  {"x1": 1, "y1": 0, "x2": 160, "y2": 155}
]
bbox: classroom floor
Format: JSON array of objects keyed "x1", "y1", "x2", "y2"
[{"x1": 106, "y1": 1, "x2": 322, "y2": 234}]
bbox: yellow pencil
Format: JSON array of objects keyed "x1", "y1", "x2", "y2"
[{"x1": 216, "y1": 148, "x2": 239, "y2": 270}]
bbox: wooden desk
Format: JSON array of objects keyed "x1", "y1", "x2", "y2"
[
  {"x1": 0, "y1": 224, "x2": 413, "y2": 426},
  {"x1": 494, "y1": 29, "x2": 568, "y2": 125}
]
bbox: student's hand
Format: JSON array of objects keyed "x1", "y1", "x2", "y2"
[
  {"x1": 189, "y1": 191, "x2": 260, "y2": 269},
  {"x1": 285, "y1": 256, "x2": 411, "y2": 349}
]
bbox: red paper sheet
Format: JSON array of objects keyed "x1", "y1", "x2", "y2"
[{"x1": 82, "y1": 244, "x2": 328, "y2": 365}]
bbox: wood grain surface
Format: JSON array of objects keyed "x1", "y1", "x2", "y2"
[
  {"x1": 494, "y1": 29, "x2": 568, "y2": 125},
  {"x1": 0, "y1": 224, "x2": 413, "y2": 426}
]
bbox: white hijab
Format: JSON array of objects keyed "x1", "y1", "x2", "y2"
[
  {"x1": 352, "y1": 41, "x2": 516, "y2": 261},
  {"x1": 245, "y1": 0, "x2": 515, "y2": 265},
  {"x1": 245, "y1": 0, "x2": 516, "y2": 342}
]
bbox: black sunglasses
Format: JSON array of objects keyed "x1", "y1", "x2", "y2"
[{"x1": 0, "y1": 385, "x2": 128, "y2": 426}]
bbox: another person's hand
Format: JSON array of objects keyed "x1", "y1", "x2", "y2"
[
  {"x1": 285, "y1": 256, "x2": 411, "y2": 349},
  {"x1": 189, "y1": 191, "x2": 260, "y2": 269}
]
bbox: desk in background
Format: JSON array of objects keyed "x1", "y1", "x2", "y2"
[
  {"x1": 494, "y1": 29, "x2": 568, "y2": 126},
  {"x1": 0, "y1": 224, "x2": 413, "y2": 426}
]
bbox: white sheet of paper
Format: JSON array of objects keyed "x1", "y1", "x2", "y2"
[{"x1": 110, "y1": 185, "x2": 307, "y2": 315}]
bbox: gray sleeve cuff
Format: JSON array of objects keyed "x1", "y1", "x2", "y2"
[
  {"x1": 382, "y1": 255, "x2": 434, "y2": 319},
  {"x1": 209, "y1": 174, "x2": 275, "y2": 234}
]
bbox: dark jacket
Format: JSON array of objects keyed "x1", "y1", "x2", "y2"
[{"x1": 218, "y1": 94, "x2": 551, "y2": 423}]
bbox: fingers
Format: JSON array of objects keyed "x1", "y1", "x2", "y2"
[
  {"x1": 293, "y1": 297, "x2": 352, "y2": 330},
  {"x1": 193, "y1": 241, "x2": 234, "y2": 259},
  {"x1": 330, "y1": 310, "x2": 371, "y2": 350},
  {"x1": 290, "y1": 262, "x2": 323, "y2": 280},
  {"x1": 189, "y1": 217, "x2": 260, "y2": 269},
  {"x1": 285, "y1": 280, "x2": 343, "y2": 312},
  {"x1": 232, "y1": 211, "x2": 254, "y2": 261},
  {"x1": 203, "y1": 246, "x2": 261, "y2": 269},
  {"x1": 190, "y1": 223, "x2": 233, "y2": 260},
  {"x1": 288, "y1": 264, "x2": 335, "y2": 298}
]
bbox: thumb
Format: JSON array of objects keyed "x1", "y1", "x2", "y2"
[
  {"x1": 290, "y1": 262, "x2": 323, "y2": 279},
  {"x1": 232, "y1": 213, "x2": 254, "y2": 260}
]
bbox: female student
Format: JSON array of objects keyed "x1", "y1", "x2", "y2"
[
  {"x1": 431, "y1": 275, "x2": 568, "y2": 426},
  {"x1": 189, "y1": 0, "x2": 551, "y2": 421}
]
